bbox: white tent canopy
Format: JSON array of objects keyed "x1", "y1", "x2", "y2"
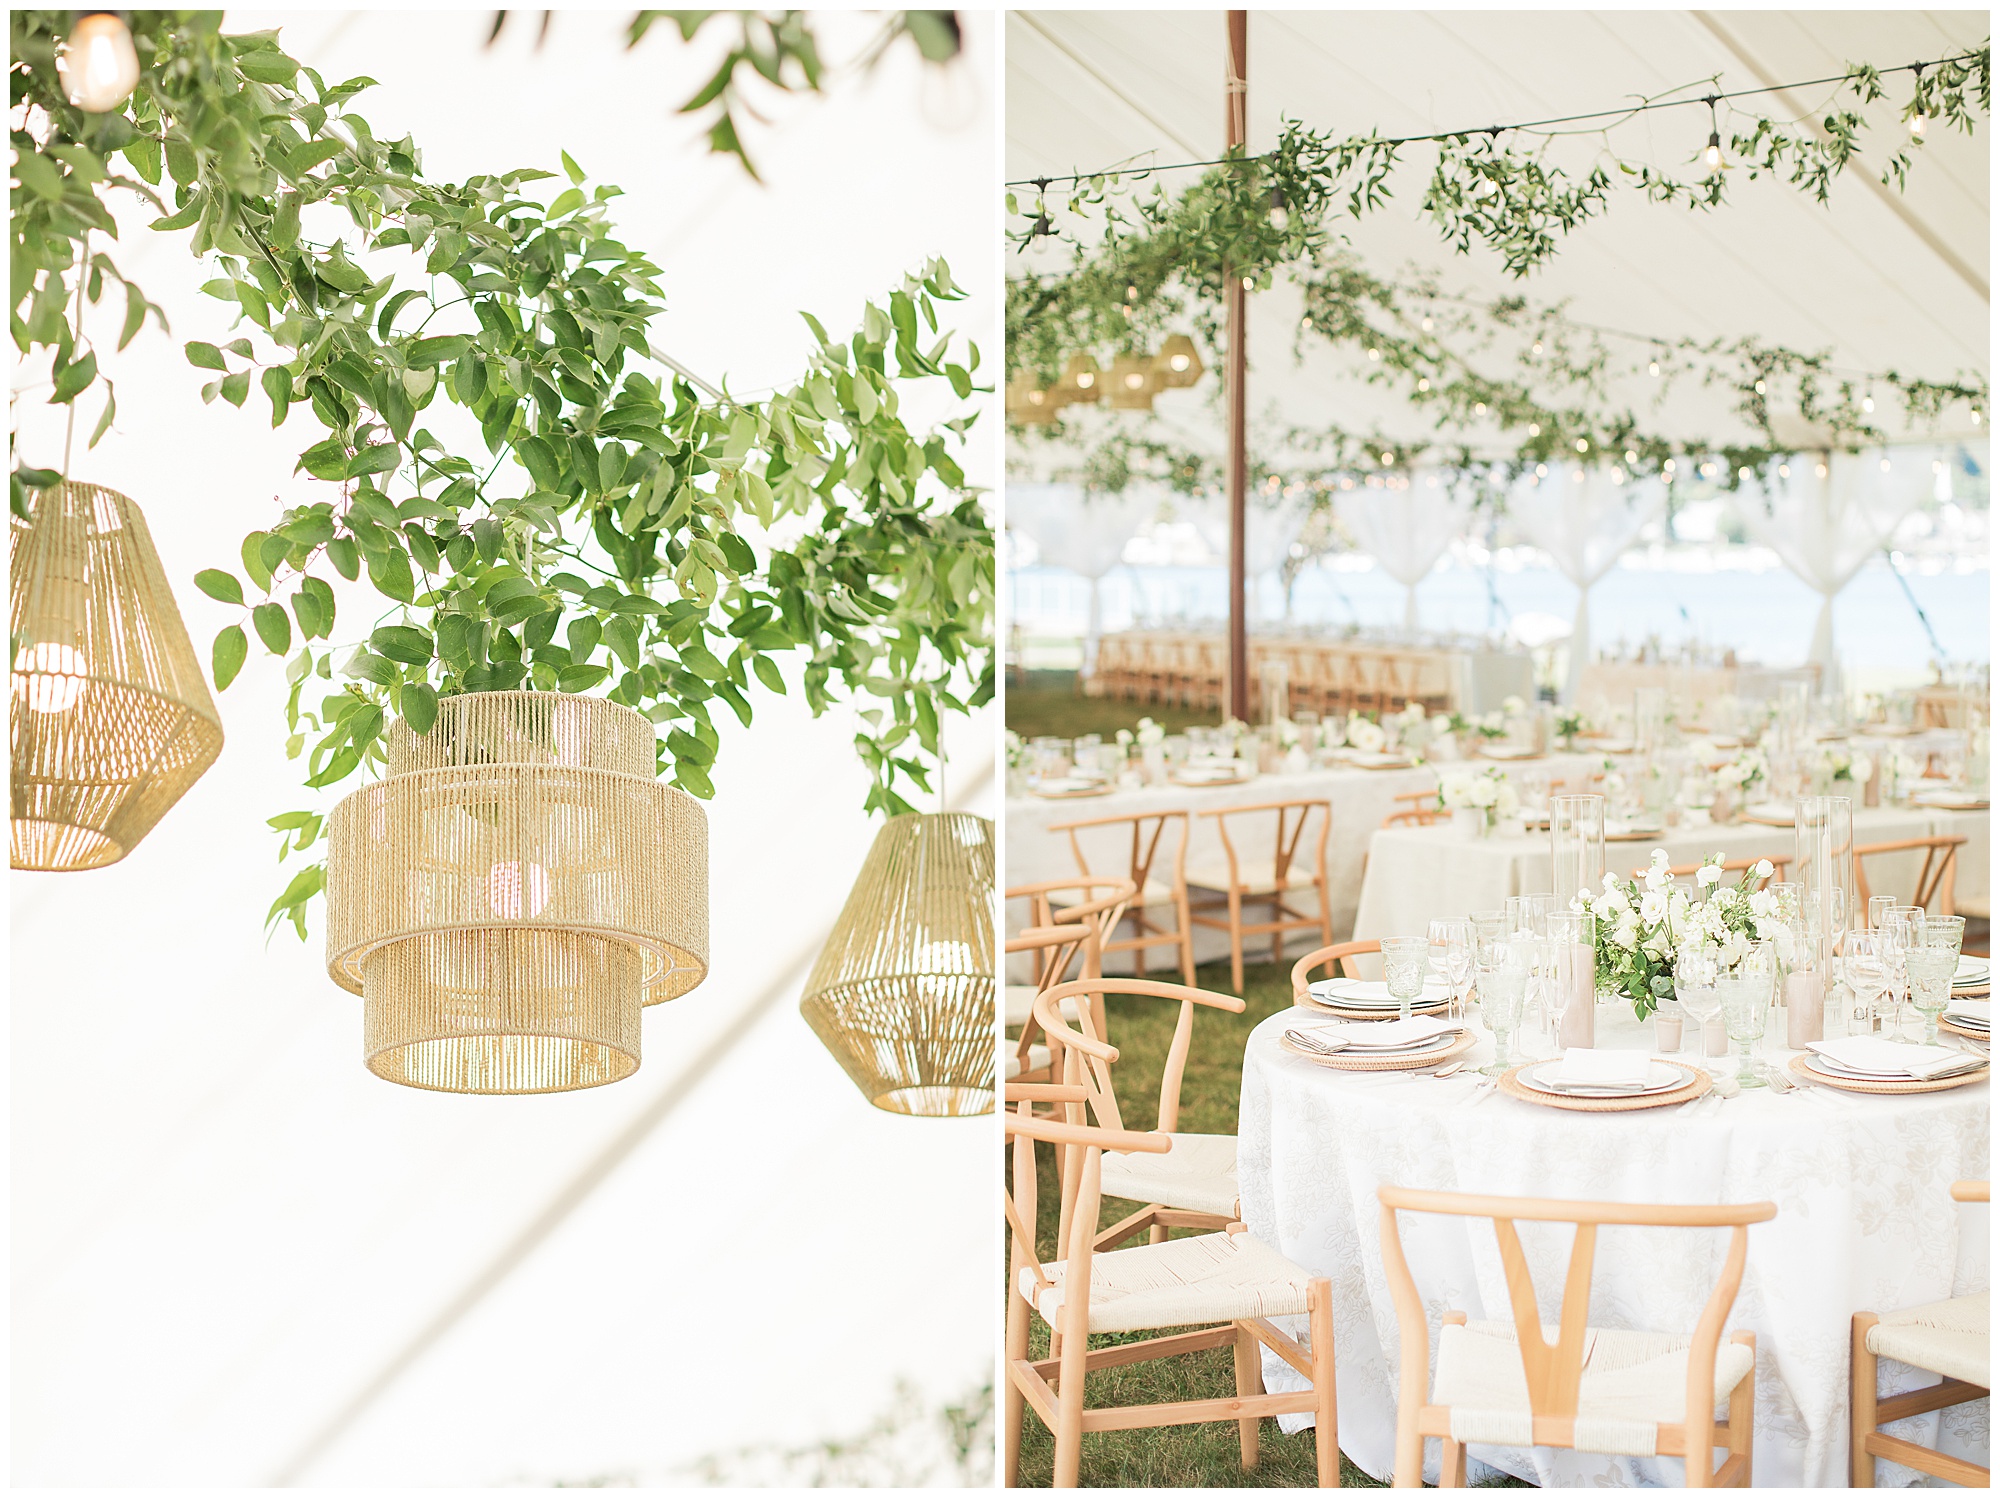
[
  {"x1": 1731, "y1": 447, "x2": 1939, "y2": 679},
  {"x1": 1337, "y1": 470, "x2": 1478, "y2": 630},
  {"x1": 1008, "y1": 481, "x2": 1163, "y2": 670},
  {"x1": 1007, "y1": 11, "x2": 1988, "y2": 468}
]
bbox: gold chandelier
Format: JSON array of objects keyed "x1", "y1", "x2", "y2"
[
  {"x1": 324, "y1": 691, "x2": 708, "y2": 1094},
  {"x1": 10, "y1": 481, "x2": 224, "y2": 871},
  {"x1": 801, "y1": 811, "x2": 995, "y2": 1117}
]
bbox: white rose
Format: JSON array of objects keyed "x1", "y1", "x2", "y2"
[
  {"x1": 1116, "y1": 728, "x2": 1133, "y2": 747},
  {"x1": 1748, "y1": 889, "x2": 1777, "y2": 920},
  {"x1": 1696, "y1": 863, "x2": 1722, "y2": 889},
  {"x1": 1613, "y1": 914, "x2": 1640, "y2": 950},
  {"x1": 1640, "y1": 889, "x2": 1668, "y2": 925}
]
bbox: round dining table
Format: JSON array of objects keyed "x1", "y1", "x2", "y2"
[{"x1": 1235, "y1": 1003, "x2": 1990, "y2": 1486}]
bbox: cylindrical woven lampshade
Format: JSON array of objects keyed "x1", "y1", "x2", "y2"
[
  {"x1": 1154, "y1": 333, "x2": 1204, "y2": 388},
  {"x1": 10, "y1": 481, "x2": 224, "y2": 871},
  {"x1": 801, "y1": 811, "x2": 995, "y2": 1117},
  {"x1": 1106, "y1": 354, "x2": 1159, "y2": 410},
  {"x1": 325, "y1": 691, "x2": 708, "y2": 1093}
]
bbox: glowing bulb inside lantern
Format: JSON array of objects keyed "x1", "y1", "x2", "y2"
[
  {"x1": 57, "y1": 12, "x2": 140, "y2": 113},
  {"x1": 486, "y1": 860, "x2": 552, "y2": 919},
  {"x1": 1124, "y1": 371, "x2": 1145, "y2": 390},
  {"x1": 1910, "y1": 113, "x2": 1927, "y2": 137},
  {"x1": 1076, "y1": 371, "x2": 1095, "y2": 389},
  {"x1": 13, "y1": 642, "x2": 90, "y2": 714},
  {"x1": 1862, "y1": 394, "x2": 1875, "y2": 413},
  {"x1": 1169, "y1": 353, "x2": 1191, "y2": 372}
]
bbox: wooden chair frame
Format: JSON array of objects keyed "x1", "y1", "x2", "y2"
[
  {"x1": 1378, "y1": 1185, "x2": 1775, "y2": 1488},
  {"x1": 1853, "y1": 835, "x2": 1966, "y2": 918},
  {"x1": 1290, "y1": 939, "x2": 1383, "y2": 999},
  {"x1": 1003, "y1": 1086, "x2": 1341, "y2": 1488},
  {"x1": 1036, "y1": 975, "x2": 1247, "y2": 1252},
  {"x1": 1187, "y1": 798, "x2": 1335, "y2": 993},
  {"x1": 1003, "y1": 879, "x2": 1135, "y2": 1092},
  {"x1": 1850, "y1": 1179, "x2": 1989, "y2": 1488},
  {"x1": 1049, "y1": 809, "x2": 1197, "y2": 985}
]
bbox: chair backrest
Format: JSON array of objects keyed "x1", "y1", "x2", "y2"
[
  {"x1": 1291, "y1": 938, "x2": 1382, "y2": 995},
  {"x1": 1035, "y1": 976, "x2": 1246, "y2": 1134},
  {"x1": 1384, "y1": 806, "x2": 1445, "y2": 828},
  {"x1": 1004, "y1": 1088, "x2": 1171, "y2": 1318},
  {"x1": 1378, "y1": 1185, "x2": 1776, "y2": 1434},
  {"x1": 1204, "y1": 797, "x2": 1331, "y2": 887},
  {"x1": 1952, "y1": 1180, "x2": 1989, "y2": 1203},
  {"x1": 1854, "y1": 835, "x2": 1964, "y2": 916},
  {"x1": 1049, "y1": 809, "x2": 1190, "y2": 901},
  {"x1": 1005, "y1": 876, "x2": 1136, "y2": 986}
]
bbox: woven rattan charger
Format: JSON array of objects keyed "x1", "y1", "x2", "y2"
[
  {"x1": 1277, "y1": 1027, "x2": 1476, "y2": 1072},
  {"x1": 1941, "y1": 1015, "x2": 1991, "y2": 1041},
  {"x1": 1497, "y1": 1057, "x2": 1711, "y2": 1112},
  {"x1": 1786, "y1": 1054, "x2": 1991, "y2": 1096}
]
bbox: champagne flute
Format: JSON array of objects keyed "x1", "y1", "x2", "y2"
[
  {"x1": 1844, "y1": 932, "x2": 1892, "y2": 1037},
  {"x1": 1428, "y1": 918, "x2": 1475, "y2": 1024}
]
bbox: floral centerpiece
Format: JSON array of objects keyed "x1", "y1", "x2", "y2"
[
  {"x1": 1135, "y1": 717, "x2": 1165, "y2": 747},
  {"x1": 1553, "y1": 707, "x2": 1590, "y2": 748},
  {"x1": 1573, "y1": 850, "x2": 1784, "y2": 1019},
  {"x1": 1346, "y1": 713, "x2": 1388, "y2": 754},
  {"x1": 1812, "y1": 744, "x2": 1873, "y2": 790},
  {"x1": 1436, "y1": 765, "x2": 1520, "y2": 835}
]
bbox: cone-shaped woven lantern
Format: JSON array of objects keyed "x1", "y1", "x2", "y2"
[
  {"x1": 11, "y1": 481, "x2": 224, "y2": 870},
  {"x1": 325, "y1": 691, "x2": 707, "y2": 1094},
  {"x1": 1154, "y1": 333, "x2": 1204, "y2": 389},
  {"x1": 1106, "y1": 354, "x2": 1160, "y2": 410},
  {"x1": 801, "y1": 811, "x2": 995, "y2": 1117}
]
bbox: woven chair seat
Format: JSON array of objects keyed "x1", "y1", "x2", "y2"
[
  {"x1": 1004, "y1": 985, "x2": 1082, "y2": 1028},
  {"x1": 1019, "y1": 1229, "x2": 1313, "y2": 1335},
  {"x1": 1185, "y1": 860, "x2": 1318, "y2": 897},
  {"x1": 1047, "y1": 878, "x2": 1177, "y2": 909},
  {"x1": 1099, "y1": 1131, "x2": 1240, "y2": 1217},
  {"x1": 1865, "y1": 1291, "x2": 1990, "y2": 1386},
  {"x1": 1005, "y1": 1043, "x2": 1051, "y2": 1081},
  {"x1": 1433, "y1": 1319, "x2": 1757, "y2": 1458}
]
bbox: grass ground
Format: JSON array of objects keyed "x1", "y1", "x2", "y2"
[
  {"x1": 1006, "y1": 953, "x2": 1527, "y2": 1489},
  {"x1": 1005, "y1": 669, "x2": 1221, "y2": 742}
]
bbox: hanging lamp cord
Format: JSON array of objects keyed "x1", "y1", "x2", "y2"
[{"x1": 60, "y1": 231, "x2": 89, "y2": 482}]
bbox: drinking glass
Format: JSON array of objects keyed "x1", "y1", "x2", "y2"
[
  {"x1": 1381, "y1": 937, "x2": 1430, "y2": 1022},
  {"x1": 1544, "y1": 910, "x2": 1591, "y2": 1047},
  {"x1": 1769, "y1": 881, "x2": 1805, "y2": 923},
  {"x1": 1868, "y1": 894, "x2": 1898, "y2": 933},
  {"x1": 1031, "y1": 736, "x2": 1072, "y2": 783},
  {"x1": 1550, "y1": 795, "x2": 1606, "y2": 911},
  {"x1": 1717, "y1": 943, "x2": 1774, "y2": 1089},
  {"x1": 1905, "y1": 946, "x2": 1957, "y2": 1044},
  {"x1": 1674, "y1": 947, "x2": 1723, "y2": 1067},
  {"x1": 1881, "y1": 907, "x2": 1926, "y2": 1039},
  {"x1": 1470, "y1": 911, "x2": 1509, "y2": 981},
  {"x1": 1844, "y1": 931, "x2": 1892, "y2": 1036},
  {"x1": 1926, "y1": 915, "x2": 1967, "y2": 956},
  {"x1": 1429, "y1": 919, "x2": 1475, "y2": 1024},
  {"x1": 1479, "y1": 940, "x2": 1530, "y2": 1076}
]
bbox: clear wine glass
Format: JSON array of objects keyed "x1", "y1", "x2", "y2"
[
  {"x1": 1674, "y1": 946, "x2": 1723, "y2": 1068},
  {"x1": 1717, "y1": 942, "x2": 1774, "y2": 1089},
  {"x1": 1428, "y1": 918, "x2": 1475, "y2": 1024},
  {"x1": 1479, "y1": 940, "x2": 1530, "y2": 1076},
  {"x1": 1844, "y1": 932, "x2": 1892, "y2": 1037}
]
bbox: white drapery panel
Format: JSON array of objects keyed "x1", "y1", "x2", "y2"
[
  {"x1": 1189, "y1": 492, "x2": 1315, "y2": 619},
  {"x1": 1730, "y1": 449, "x2": 1935, "y2": 683},
  {"x1": 1007, "y1": 482, "x2": 1161, "y2": 673},
  {"x1": 1506, "y1": 467, "x2": 1668, "y2": 703},
  {"x1": 1338, "y1": 469, "x2": 1477, "y2": 630}
]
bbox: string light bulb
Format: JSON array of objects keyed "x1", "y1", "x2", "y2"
[
  {"x1": 1738, "y1": 466, "x2": 1752, "y2": 480},
  {"x1": 1240, "y1": 276, "x2": 1253, "y2": 291},
  {"x1": 57, "y1": 12, "x2": 140, "y2": 113},
  {"x1": 1367, "y1": 347, "x2": 1380, "y2": 361},
  {"x1": 1574, "y1": 437, "x2": 1589, "y2": 453},
  {"x1": 1663, "y1": 458, "x2": 1676, "y2": 473},
  {"x1": 1910, "y1": 111, "x2": 1928, "y2": 137},
  {"x1": 1379, "y1": 451, "x2": 1394, "y2": 466},
  {"x1": 1816, "y1": 461, "x2": 1829, "y2": 477},
  {"x1": 1531, "y1": 339, "x2": 1544, "y2": 355},
  {"x1": 1125, "y1": 284, "x2": 1138, "y2": 302},
  {"x1": 1702, "y1": 96, "x2": 1725, "y2": 172},
  {"x1": 1534, "y1": 464, "x2": 1548, "y2": 478},
  {"x1": 1778, "y1": 463, "x2": 1791, "y2": 478},
  {"x1": 1973, "y1": 409, "x2": 1983, "y2": 426},
  {"x1": 1421, "y1": 315, "x2": 1434, "y2": 332},
  {"x1": 1473, "y1": 401, "x2": 1487, "y2": 416},
  {"x1": 1648, "y1": 357, "x2": 1661, "y2": 377},
  {"x1": 1527, "y1": 422, "x2": 1541, "y2": 437},
  {"x1": 1862, "y1": 391, "x2": 1875, "y2": 413},
  {"x1": 1879, "y1": 456, "x2": 1892, "y2": 472},
  {"x1": 1754, "y1": 379, "x2": 1767, "y2": 395},
  {"x1": 1416, "y1": 377, "x2": 1430, "y2": 391},
  {"x1": 1624, "y1": 449, "x2": 1638, "y2": 464}
]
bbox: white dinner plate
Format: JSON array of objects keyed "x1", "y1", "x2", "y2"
[
  {"x1": 1173, "y1": 764, "x2": 1245, "y2": 785},
  {"x1": 1515, "y1": 1059, "x2": 1690, "y2": 1099},
  {"x1": 1954, "y1": 958, "x2": 1989, "y2": 984},
  {"x1": 1912, "y1": 789, "x2": 1990, "y2": 810},
  {"x1": 1310, "y1": 978, "x2": 1452, "y2": 1008},
  {"x1": 1348, "y1": 752, "x2": 1415, "y2": 770},
  {"x1": 1742, "y1": 802, "x2": 1795, "y2": 826},
  {"x1": 1481, "y1": 744, "x2": 1542, "y2": 760},
  {"x1": 1803, "y1": 1052, "x2": 1988, "y2": 1083}
]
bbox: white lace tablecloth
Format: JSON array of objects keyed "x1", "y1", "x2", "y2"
[
  {"x1": 1351, "y1": 805, "x2": 1984, "y2": 942},
  {"x1": 1005, "y1": 753, "x2": 1604, "y2": 972},
  {"x1": 1237, "y1": 1006, "x2": 1990, "y2": 1486}
]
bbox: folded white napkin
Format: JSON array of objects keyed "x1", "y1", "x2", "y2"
[
  {"x1": 1285, "y1": 1015, "x2": 1459, "y2": 1054},
  {"x1": 1807, "y1": 1037, "x2": 1983, "y2": 1080},
  {"x1": 1549, "y1": 1048, "x2": 1654, "y2": 1092}
]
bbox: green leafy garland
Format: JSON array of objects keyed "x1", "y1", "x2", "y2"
[
  {"x1": 11, "y1": 11, "x2": 992, "y2": 936},
  {"x1": 1006, "y1": 45, "x2": 1989, "y2": 478}
]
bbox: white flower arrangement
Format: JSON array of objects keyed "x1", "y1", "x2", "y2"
[
  {"x1": 1114, "y1": 727, "x2": 1134, "y2": 749},
  {"x1": 1135, "y1": 717, "x2": 1165, "y2": 747},
  {"x1": 1318, "y1": 717, "x2": 1347, "y2": 750},
  {"x1": 1573, "y1": 850, "x2": 1784, "y2": 1019},
  {"x1": 1436, "y1": 765, "x2": 1520, "y2": 830},
  {"x1": 1553, "y1": 706, "x2": 1590, "y2": 744},
  {"x1": 1713, "y1": 746, "x2": 1769, "y2": 790},
  {"x1": 1346, "y1": 714, "x2": 1388, "y2": 754},
  {"x1": 1814, "y1": 745, "x2": 1873, "y2": 783},
  {"x1": 1005, "y1": 729, "x2": 1025, "y2": 769},
  {"x1": 1502, "y1": 694, "x2": 1528, "y2": 717},
  {"x1": 1276, "y1": 718, "x2": 1301, "y2": 750}
]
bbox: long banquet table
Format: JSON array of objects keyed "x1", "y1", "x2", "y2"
[
  {"x1": 1006, "y1": 753, "x2": 1609, "y2": 970},
  {"x1": 1353, "y1": 804, "x2": 1991, "y2": 942},
  {"x1": 1237, "y1": 1004, "x2": 1991, "y2": 1486}
]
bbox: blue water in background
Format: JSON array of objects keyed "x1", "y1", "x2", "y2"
[{"x1": 1009, "y1": 555, "x2": 1989, "y2": 671}]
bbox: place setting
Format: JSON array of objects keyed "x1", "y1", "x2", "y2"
[
  {"x1": 1497, "y1": 1047, "x2": 1712, "y2": 1112},
  {"x1": 1169, "y1": 759, "x2": 1254, "y2": 787},
  {"x1": 1028, "y1": 773, "x2": 1114, "y2": 799},
  {"x1": 1297, "y1": 974, "x2": 1451, "y2": 1021},
  {"x1": 1789, "y1": 1035, "x2": 1990, "y2": 1094},
  {"x1": 1279, "y1": 1012, "x2": 1475, "y2": 1073},
  {"x1": 1941, "y1": 996, "x2": 1990, "y2": 1043}
]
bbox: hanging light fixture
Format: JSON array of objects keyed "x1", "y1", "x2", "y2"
[
  {"x1": 56, "y1": 12, "x2": 141, "y2": 113},
  {"x1": 801, "y1": 811, "x2": 994, "y2": 1116},
  {"x1": 1153, "y1": 333, "x2": 1204, "y2": 389},
  {"x1": 1106, "y1": 354, "x2": 1160, "y2": 411},
  {"x1": 324, "y1": 691, "x2": 708, "y2": 1094},
  {"x1": 1056, "y1": 352, "x2": 1102, "y2": 405},
  {"x1": 1005, "y1": 370, "x2": 1058, "y2": 425},
  {"x1": 11, "y1": 481, "x2": 224, "y2": 870}
]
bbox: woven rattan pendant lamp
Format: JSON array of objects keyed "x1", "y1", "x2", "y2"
[
  {"x1": 10, "y1": 481, "x2": 225, "y2": 870},
  {"x1": 800, "y1": 810, "x2": 995, "y2": 1116},
  {"x1": 324, "y1": 691, "x2": 708, "y2": 1094}
]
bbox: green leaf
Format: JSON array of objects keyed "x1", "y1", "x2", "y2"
[
  {"x1": 371, "y1": 625, "x2": 433, "y2": 664},
  {"x1": 253, "y1": 602, "x2": 293, "y2": 656},
  {"x1": 212, "y1": 625, "x2": 248, "y2": 689},
  {"x1": 401, "y1": 681, "x2": 439, "y2": 735},
  {"x1": 241, "y1": 532, "x2": 274, "y2": 593},
  {"x1": 52, "y1": 350, "x2": 97, "y2": 403},
  {"x1": 342, "y1": 649, "x2": 397, "y2": 687},
  {"x1": 262, "y1": 366, "x2": 293, "y2": 425},
  {"x1": 195, "y1": 569, "x2": 244, "y2": 606},
  {"x1": 347, "y1": 442, "x2": 401, "y2": 478},
  {"x1": 368, "y1": 550, "x2": 415, "y2": 603},
  {"x1": 561, "y1": 149, "x2": 586, "y2": 185},
  {"x1": 264, "y1": 863, "x2": 324, "y2": 933},
  {"x1": 326, "y1": 535, "x2": 361, "y2": 580},
  {"x1": 185, "y1": 340, "x2": 227, "y2": 371},
  {"x1": 753, "y1": 654, "x2": 786, "y2": 694},
  {"x1": 237, "y1": 50, "x2": 300, "y2": 84}
]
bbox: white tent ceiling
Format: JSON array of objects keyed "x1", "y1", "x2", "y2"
[
  {"x1": 1007, "y1": 10, "x2": 1990, "y2": 466},
  {"x1": 11, "y1": 11, "x2": 996, "y2": 1487}
]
